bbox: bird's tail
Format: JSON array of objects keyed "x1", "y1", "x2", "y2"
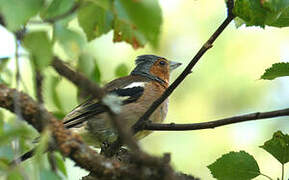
[{"x1": 9, "y1": 148, "x2": 35, "y2": 166}]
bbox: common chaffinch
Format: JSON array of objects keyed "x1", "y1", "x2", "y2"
[{"x1": 62, "y1": 55, "x2": 182, "y2": 147}]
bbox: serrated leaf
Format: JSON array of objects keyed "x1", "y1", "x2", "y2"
[
  {"x1": 233, "y1": 0, "x2": 289, "y2": 28},
  {"x1": 269, "y1": 7, "x2": 289, "y2": 27},
  {"x1": 260, "y1": 62, "x2": 289, "y2": 80},
  {"x1": 78, "y1": 1, "x2": 113, "y2": 41},
  {"x1": 41, "y1": 0, "x2": 75, "y2": 20},
  {"x1": 113, "y1": 0, "x2": 162, "y2": 48},
  {"x1": 23, "y1": 31, "x2": 53, "y2": 70},
  {"x1": 54, "y1": 24, "x2": 85, "y2": 60},
  {"x1": 260, "y1": 131, "x2": 289, "y2": 164},
  {"x1": 233, "y1": 0, "x2": 267, "y2": 27},
  {"x1": 0, "y1": 0, "x2": 43, "y2": 31},
  {"x1": 115, "y1": 63, "x2": 129, "y2": 77},
  {"x1": 208, "y1": 151, "x2": 260, "y2": 180},
  {"x1": 261, "y1": 0, "x2": 289, "y2": 12}
]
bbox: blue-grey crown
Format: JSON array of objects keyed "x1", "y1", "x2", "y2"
[{"x1": 131, "y1": 55, "x2": 166, "y2": 84}]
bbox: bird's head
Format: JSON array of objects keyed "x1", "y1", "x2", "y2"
[{"x1": 131, "y1": 55, "x2": 182, "y2": 86}]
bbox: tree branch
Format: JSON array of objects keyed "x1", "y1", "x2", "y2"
[
  {"x1": 143, "y1": 108, "x2": 289, "y2": 131},
  {"x1": 0, "y1": 84, "x2": 196, "y2": 180},
  {"x1": 132, "y1": 2, "x2": 236, "y2": 133}
]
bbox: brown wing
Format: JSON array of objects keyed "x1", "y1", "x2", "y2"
[{"x1": 62, "y1": 75, "x2": 149, "y2": 129}]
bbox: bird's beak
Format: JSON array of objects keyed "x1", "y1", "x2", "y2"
[{"x1": 169, "y1": 61, "x2": 182, "y2": 71}]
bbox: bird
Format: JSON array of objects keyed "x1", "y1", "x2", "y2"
[
  {"x1": 11, "y1": 54, "x2": 181, "y2": 163},
  {"x1": 62, "y1": 54, "x2": 182, "y2": 147}
]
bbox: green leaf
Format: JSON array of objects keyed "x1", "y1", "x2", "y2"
[
  {"x1": 113, "y1": 0, "x2": 162, "y2": 48},
  {"x1": 50, "y1": 76, "x2": 63, "y2": 111},
  {"x1": 269, "y1": 7, "x2": 289, "y2": 27},
  {"x1": 208, "y1": 151, "x2": 260, "y2": 180},
  {"x1": 7, "y1": 170, "x2": 24, "y2": 180},
  {"x1": 234, "y1": 17, "x2": 246, "y2": 28},
  {"x1": 34, "y1": 129, "x2": 51, "y2": 166},
  {"x1": 262, "y1": 0, "x2": 289, "y2": 12},
  {"x1": 54, "y1": 152, "x2": 67, "y2": 176},
  {"x1": 260, "y1": 62, "x2": 289, "y2": 80},
  {"x1": 54, "y1": 24, "x2": 85, "y2": 60},
  {"x1": 90, "y1": 0, "x2": 112, "y2": 10},
  {"x1": 0, "y1": 126, "x2": 32, "y2": 146},
  {"x1": 23, "y1": 31, "x2": 53, "y2": 70},
  {"x1": 0, "y1": 0, "x2": 43, "y2": 31},
  {"x1": 115, "y1": 63, "x2": 129, "y2": 77},
  {"x1": 41, "y1": 0, "x2": 75, "y2": 21},
  {"x1": 77, "y1": 53, "x2": 101, "y2": 83},
  {"x1": 233, "y1": 0, "x2": 289, "y2": 28},
  {"x1": 52, "y1": 111, "x2": 66, "y2": 119},
  {"x1": 92, "y1": 63, "x2": 101, "y2": 83},
  {"x1": 0, "y1": 157, "x2": 9, "y2": 170},
  {"x1": 0, "y1": 111, "x2": 3, "y2": 134},
  {"x1": 0, "y1": 57, "x2": 9, "y2": 72},
  {"x1": 260, "y1": 131, "x2": 289, "y2": 164},
  {"x1": 233, "y1": 0, "x2": 267, "y2": 27},
  {"x1": 40, "y1": 169, "x2": 61, "y2": 180},
  {"x1": 77, "y1": 1, "x2": 113, "y2": 41}
]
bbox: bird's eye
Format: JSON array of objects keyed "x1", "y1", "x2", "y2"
[{"x1": 159, "y1": 60, "x2": 166, "y2": 66}]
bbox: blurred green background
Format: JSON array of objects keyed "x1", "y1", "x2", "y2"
[{"x1": 0, "y1": 0, "x2": 289, "y2": 179}]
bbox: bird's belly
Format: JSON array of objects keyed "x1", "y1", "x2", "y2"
[{"x1": 80, "y1": 100, "x2": 168, "y2": 146}]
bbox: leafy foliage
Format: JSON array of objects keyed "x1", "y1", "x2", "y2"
[
  {"x1": 260, "y1": 62, "x2": 289, "y2": 80},
  {"x1": 233, "y1": 0, "x2": 289, "y2": 28},
  {"x1": 54, "y1": 23, "x2": 85, "y2": 59},
  {"x1": 77, "y1": 0, "x2": 162, "y2": 48},
  {"x1": 23, "y1": 31, "x2": 53, "y2": 70},
  {"x1": 113, "y1": 0, "x2": 162, "y2": 49},
  {"x1": 208, "y1": 151, "x2": 260, "y2": 180},
  {"x1": 115, "y1": 63, "x2": 129, "y2": 77},
  {"x1": 260, "y1": 131, "x2": 289, "y2": 164},
  {"x1": 41, "y1": 0, "x2": 75, "y2": 21},
  {"x1": 0, "y1": 0, "x2": 43, "y2": 31},
  {"x1": 77, "y1": 1, "x2": 113, "y2": 41},
  {"x1": 77, "y1": 53, "x2": 101, "y2": 83}
]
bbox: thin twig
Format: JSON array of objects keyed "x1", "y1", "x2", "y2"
[
  {"x1": 52, "y1": 58, "x2": 105, "y2": 99},
  {"x1": 132, "y1": 3, "x2": 235, "y2": 133},
  {"x1": 260, "y1": 173, "x2": 273, "y2": 180},
  {"x1": 35, "y1": 70, "x2": 44, "y2": 104},
  {"x1": 143, "y1": 108, "x2": 289, "y2": 131}
]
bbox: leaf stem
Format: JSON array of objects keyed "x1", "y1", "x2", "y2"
[
  {"x1": 260, "y1": 173, "x2": 274, "y2": 180},
  {"x1": 281, "y1": 164, "x2": 284, "y2": 180}
]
